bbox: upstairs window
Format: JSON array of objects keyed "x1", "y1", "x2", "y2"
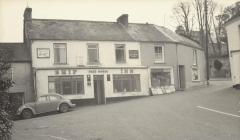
[
  {"x1": 54, "y1": 43, "x2": 67, "y2": 64},
  {"x1": 193, "y1": 49, "x2": 197, "y2": 66},
  {"x1": 87, "y1": 44, "x2": 99, "y2": 64},
  {"x1": 115, "y1": 44, "x2": 126, "y2": 63},
  {"x1": 154, "y1": 45, "x2": 164, "y2": 63}
]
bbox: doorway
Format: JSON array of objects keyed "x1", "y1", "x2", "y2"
[
  {"x1": 93, "y1": 75, "x2": 106, "y2": 104},
  {"x1": 178, "y1": 65, "x2": 186, "y2": 90}
]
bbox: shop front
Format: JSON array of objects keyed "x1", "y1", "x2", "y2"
[
  {"x1": 149, "y1": 67, "x2": 175, "y2": 95},
  {"x1": 35, "y1": 67, "x2": 149, "y2": 104}
]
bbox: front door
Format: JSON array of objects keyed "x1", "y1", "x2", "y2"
[
  {"x1": 94, "y1": 75, "x2": 106, "y2": 104},
  {"x1": 179, "y1": 65, "x2": 186, "y2": 90}
]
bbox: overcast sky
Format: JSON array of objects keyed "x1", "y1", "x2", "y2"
[{"x1": 0, "y1": 0, "x2": 238, "y2": 42}]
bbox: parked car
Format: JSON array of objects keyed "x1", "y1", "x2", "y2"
[{"x1": 17, "y1": 93, "x2": 76, "y2": 119}]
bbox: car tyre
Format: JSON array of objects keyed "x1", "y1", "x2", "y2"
[
  {"x1": 59, "y1": 103, "x2": 69, "y2": 113},
  {"x1": 21, "y1": 109, "x2": 33, "y2": 119}
]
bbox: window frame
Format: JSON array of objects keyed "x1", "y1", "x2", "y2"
[
  {"x1": 87, "y1": 43, "x2": 99, "y2": 65},
  {"x1": 193, "y1": 49, "x2": 198, "y2": 66},
  {"x1": 154, "y1": 45, "x2": 165, "y2": 63},
  {"x1": 113, "y1": 74, "x2": 141, "y2": 93},
  {"x1": 192, "y1": 66, "x2": 200, "y2": 81},
  {"x1": 48, "y1": 75, "x2": 85, "y2": 95},
  {"x1": 53, "y1": 43, "x2": 67, "y2": 65},
  {"x1": 115, "y1": 44, "x2": 126, "y2": 63}
]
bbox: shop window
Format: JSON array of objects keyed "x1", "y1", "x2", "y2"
[
  {"x1": 113, "y1": 74, "x2": 141, "y2": 92},
  {"x1": 193, "y1": 49, "x2": 197, "y2": 66},
  {"x1": 151, "y1": 69, "x2": 171, "y2": 87},
  {"x1": 48, "y1": 76, "x2": 84, "y2": 95},
  {"x1": 115, "y1": 44, "x2": 126, "y2": 63},
  {"x1": 54, "y1": 43, "x2": 67, "y2": 64},
  {"x1": 154, "y1": 45, "x2": 164, "y2": 63},
  {"x1": 192, "y1": 67, "x2": 200, "y2": 81},
  {"x1": 88, "y1": 44, "x2": 99, "y2": 64}
]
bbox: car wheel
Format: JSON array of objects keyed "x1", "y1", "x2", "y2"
[
  {"x1": 59, "y1": 103, "x2": 69, "y2": 113},
  {"x1": 21, "y1": 109, "x2": 33, "y2": 119}
]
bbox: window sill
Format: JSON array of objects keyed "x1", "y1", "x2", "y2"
[
  {"x1": 54, "y1": 63, "x2": 68, "y2": 65},
  {"x1": 154, "y1": 60, "x2": 165, "y2": 64},
  {"x1": 116, "y1": 62, "x2": 127, "y2": 64},
  {"x1": 192, "y1": 80, "x2": 201, "y2": 82},
  {"x1": 87, "y1": 62, "x2": 101, "y2": 65}
]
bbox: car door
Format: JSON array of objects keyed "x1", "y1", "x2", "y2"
[
  {"x1": 35, "y1": 96, "x2": 51, "y2": 114},
  {"x1": 48, "y1": 95, "x2": 61, "y2": 111}
]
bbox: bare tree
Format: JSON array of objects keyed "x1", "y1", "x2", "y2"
[{"x1": 173, "y1": 1, "x2": 195, "y2": 37}]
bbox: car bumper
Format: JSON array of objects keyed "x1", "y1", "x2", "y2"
[{"x1": 69, "y1": 103, "x2": 76, "y2": 108}]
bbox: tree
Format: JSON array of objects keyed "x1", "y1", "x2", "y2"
[
  {"x1": 173, "y1": 1, "x2": 195, "y2": 37},
  {"x1": 0, "y1": 49, "x2": 14, "y2": 140}
]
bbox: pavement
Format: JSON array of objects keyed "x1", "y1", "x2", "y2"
[{"x1": 12, "y1": 80, "x2": 240, "y2": 140}]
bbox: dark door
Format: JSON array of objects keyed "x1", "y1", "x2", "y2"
[
  {"x1": 179, "y1": 65, "x2": 186, "y2": 90},
  {"x1": 94, "y1": 75, "x2": 106, "y2": 104}
]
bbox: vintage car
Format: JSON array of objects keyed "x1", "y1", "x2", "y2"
[{"x1": 17, "y1": 93, "x2": 76, "y2": 119}]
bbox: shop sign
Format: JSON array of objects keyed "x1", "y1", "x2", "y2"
[
  {"x1": 55, "y1": 69, "x2": 77, "y2": 75},
  {"x1": 129, "y1": 50, "x2": 139, "y2": 59},
  {"x1": 121, "y1": 69, "x2": 134, "y2": 74},
  {"x1": 88, "y1": 69, "x2": 108, "y2": 73}
]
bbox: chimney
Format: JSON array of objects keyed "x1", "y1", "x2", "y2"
[
  {"x1": 117, "y1": 14, "x2": 128, "y2": 27},
  {"x1": 24, "y1": 7, "x2": 32, "y2": 21}
]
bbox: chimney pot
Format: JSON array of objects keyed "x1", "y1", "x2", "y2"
[{"x1": 117, "y1": 14, "x2": 128, "y2": 27}]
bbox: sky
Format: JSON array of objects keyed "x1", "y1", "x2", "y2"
[{"x1": 0, "y1": 0, "x2": 239, "y2": 42}]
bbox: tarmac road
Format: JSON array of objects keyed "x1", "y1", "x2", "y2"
[{"x1": 12, "y1": 81, "x2": 240, "y2": 140}]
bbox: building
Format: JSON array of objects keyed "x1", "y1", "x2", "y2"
[
  {"x1": 0, "y1": 43, "x2": 33, "y2": 106},
  {"x1": 141, "y1": 26, "x2": 206, "y2": 93},
  {"x1": 225, "y1": 10, "x2": 240, "y2": 87},
  {"x1": 23, "y1": 8, "x2": 206, "y2": 104}
]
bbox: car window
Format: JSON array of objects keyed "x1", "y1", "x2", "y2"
[
  {"x1": 38, "y1": 96, "x2": 48, "y2": 102},
  {"x1": 49, "y1": 95, "x2": 60, "y2": 101}
]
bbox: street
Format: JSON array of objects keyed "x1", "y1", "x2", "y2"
[{"x1": 12, "y1": 81, "x2": 240, "y2": 140}]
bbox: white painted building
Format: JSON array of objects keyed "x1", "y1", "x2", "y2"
[{"x1": 225, "y1": 14, "x2": 240, "y2": 86}]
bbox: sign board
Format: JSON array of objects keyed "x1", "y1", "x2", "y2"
[
  {"x1": 129, "y1": 50, "x2": 139, "y2": 59},
  {"x1": 37, "y1": 48, "x2": 50, "y2": 58}
]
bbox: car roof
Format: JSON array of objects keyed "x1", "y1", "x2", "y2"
[{"x1": 39, "y1": 93, "x2": 64, "y2": 97}]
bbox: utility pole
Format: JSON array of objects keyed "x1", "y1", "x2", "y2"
[{"x1": 205, "y1": 0, "x2": 210, "y2": 85}]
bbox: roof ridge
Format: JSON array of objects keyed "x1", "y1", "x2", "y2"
[{"x1": 153, "y1": 25, "x2": 178, "y2": 42}]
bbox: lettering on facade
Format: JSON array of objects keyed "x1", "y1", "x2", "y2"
[
  {"x1": 88, "y1": 69, "x2": 108, "y2": 73},
  {"x1": 55, "y1": 69, "x2": 77, "y2": 75},
  {"x1": 121, "y1": 69, "x2": 134, "y2": 74}
]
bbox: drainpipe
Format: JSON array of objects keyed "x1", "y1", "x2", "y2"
[{"x1": 175, "y1": 43, "x2": 180, "y2": 90}]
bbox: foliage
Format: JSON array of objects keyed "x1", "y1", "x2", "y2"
[
  {"x1": 0, "y1": 49, "x2": 14, "y2": 140},
  {"x1": 214, "y1": 59, "x2": 223, "y2": 70}
]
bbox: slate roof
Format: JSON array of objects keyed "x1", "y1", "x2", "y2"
[
  {"x1": 25, "y1": 18, "x2": 201, "y2": 49},
  {"x1": 0, "y1": 43, "x2": 31, "y2": 62}
]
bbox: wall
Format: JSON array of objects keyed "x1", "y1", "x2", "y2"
[
  {"x1": 8, "y1": 63, "x2": 34, "y2": 102},
  {"x1": 225, "y1": 21, "x2": 240, "y2": 84},
  {"x1": 35, "y1": 68, "x2": 149, "y2": 100},
  {"x1": 177, "y1": 44, "x2": 206, "y2": 88},
  {"x1": 140, "y1": 42, "x2": 178, "y2": 88},
  {"x1": 31, "y1": 40, "x2": 142, "y2": 68}
]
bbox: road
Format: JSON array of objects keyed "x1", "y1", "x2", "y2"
[{"x1": 12, "y1": 81, "x2": 240, "y2": 140}]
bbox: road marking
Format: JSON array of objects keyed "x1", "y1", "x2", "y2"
[{"x1": 197, "y1": 106, "x2": 240, "y2": 118}]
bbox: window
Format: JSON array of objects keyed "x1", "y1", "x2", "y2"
[
  {"x1": 193, "y1": 49, "x2": 197, "y2": 66},
  {"x1": 48, "y1": 76, "x2": 84, "y2": 95},
  {"x1": 154, "y1": 46, "x2": 164, "y2": 63},
  {"x1": 192, "y1": 67, "x2": 200, "y2": 81},
  {"x1": 113, "y1": 74, "x2": 141, "y2": 92},
  {"x1": 49, "y1": 95, "x2": 61, "y2": 101},
  {"x1": 87, "y1": 44, "x2": 99, "y2": 64},
  {"x1": 38, "y1": 96, "x2": 48, "y2": 102},
  {"x1": 151, "y1": 69, "x2": 172, "y2": 87},
  {"x1": 115, "y1": 44, "x2": 126, "y2": 63},
  {"x1": 3, "y1": 68, "x2": 13, "y2": 80},
  {"x1": 54, "y1": 43, "x2": 67, "y2": 64}
]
